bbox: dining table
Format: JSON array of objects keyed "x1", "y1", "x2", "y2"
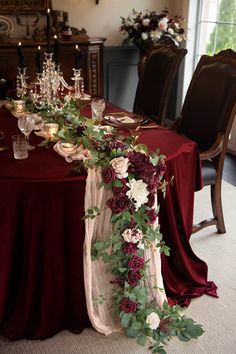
[{"x1": 0, "y1": 102, "x2": 217, "y2": 340}]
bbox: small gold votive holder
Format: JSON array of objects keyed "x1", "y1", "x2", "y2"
[
  {"x1": 45, "y1": 123, "x2": 59, "y2": 140},
  {"x1": 14, "y1": 100, "x2": 25, "y2": 113},
  {"x1": 61, "y1": 142, "x2": 77, "y2": 154}
]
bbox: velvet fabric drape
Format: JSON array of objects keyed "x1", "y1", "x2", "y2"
[{"x1": 0, "y1": 105, "x2": 217, "y2": 340}]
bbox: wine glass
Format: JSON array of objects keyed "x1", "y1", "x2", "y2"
[
  {"x1": 17, "y1": 115, "x2": 35, "y2": 150},
  {"x1": 91, "y1": 98, "x2": 105, "y2": 122}
]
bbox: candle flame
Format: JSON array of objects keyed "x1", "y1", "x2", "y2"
[
  {"x1": 54, "y1": 35, "x2": 57, "y2": 39},
  {"x1": 38, "y1": 46, "x2": 41, "y2": 50},
  {"x1": 18, "y1": 42, "x2": 22, "y2": 46},
  {"x1": 75, "y1": 44, "x2": 79, "y2": 50},
  {"x1": 47, "y1": 8, "x2": 50, "y2": 14}
]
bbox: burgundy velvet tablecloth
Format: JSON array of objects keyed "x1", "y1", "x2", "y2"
[{"x1": 0, "y1": 105, "x2": 217, "y2": 340}]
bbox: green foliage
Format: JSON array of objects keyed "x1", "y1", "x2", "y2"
[{"x1": 206, "y1": 0, "x2": 236, "y2": 54}]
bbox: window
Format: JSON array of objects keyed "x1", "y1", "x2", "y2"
[
  {"x1": 196, "y1": 0, "x2": 236, "y2": 65},
  {"x1": 185, "y1": 0, "x2": 236, "y2": 154},
  {"x1": 184, "y1": 0, "x2": 236, "y2": 96}
]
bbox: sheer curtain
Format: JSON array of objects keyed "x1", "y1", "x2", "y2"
[{"x1": 184, "y1": 0, "x2": 236, "y2": 155}]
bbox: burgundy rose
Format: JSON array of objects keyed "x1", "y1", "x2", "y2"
[
  {"x1": 112, "y1": 178, "x2": 129, "y2": 195},
  {"x1": 158, "y1": 317, "x2": 172, "y2": 335},
  {"x1": 120, "y1": 298, "x2": 138, "y2": 313},
  {"x1": 106, "y1": 194, "x2": 130, "y2": 213},
  {"x1": 127, "y1": 271, "x2": 142, "y2": 285},
  {"x1": 128, "y1": 151, "x2": 156, "y2": 175},
  {"x1": 146, "y1": 209, "x2": 158, "y2": 224},
  {"x1": 109, "y1": 140, "x2": 127, "y2": 150},
  {"x1": 122, "y1": 242, "x2": 138, "y2": 255},
  {"x1": 128, "y1": 255, "x2": 145, "y2": 271},
  {"x1": 143, "y1": 174, "x2": 158, "y2": 192},
  {"x1": 101, "y1": 166, "x2": 116, "y2": 184}
]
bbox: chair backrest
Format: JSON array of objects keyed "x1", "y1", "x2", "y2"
[
  {"x1": 180, "y1": 49, "x2": 236, "y2": 152},
  {"x1": 133, "y1": 42, "x2": 187, "y2": 125}
]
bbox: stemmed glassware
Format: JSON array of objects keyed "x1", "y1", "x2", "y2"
[
  {"x1": 17, "y1": 115, "x2": 35, "y2": 150},
  {"x1": 91, "y1": 98, "x2": 105, "y2": 122}
]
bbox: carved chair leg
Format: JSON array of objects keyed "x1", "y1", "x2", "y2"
[{"x1": 211, "y1": 183, "x2": 226, "y2": 234}]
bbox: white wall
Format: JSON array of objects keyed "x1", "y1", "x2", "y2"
[{"x1": 52, "y1": 0, "x2": 173, "y2": 46}]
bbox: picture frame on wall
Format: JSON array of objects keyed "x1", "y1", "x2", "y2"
[{"x1": 0, "y1": 1, "x2": 51, "y2": 14}]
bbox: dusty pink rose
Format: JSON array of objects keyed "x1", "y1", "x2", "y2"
[
  {"x1": 128, "y1": 255, "x2": 145, "y2": 271},
  {"x1": 101, "y1": 167, "x2": 116, "y2": 184},
  {"x1": 122, "y1": 228, "x2": 144, "y2": 243},
  {"x1": 146, "y1": 312, "x2": 160, "y2": 330},
  {"x1": 120, "y1": 298, "x2": 138, "y2": 313},
  {"x1": 110, "y1": 156, "x2": 129, "y2": 179},
  {"x1": 158, "y1": 17, "x2": 168, "y2": 31}
]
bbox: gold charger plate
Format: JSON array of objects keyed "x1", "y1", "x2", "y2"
[{"x1": 103, "y1": 113, "x2": 148, "y2": 129}]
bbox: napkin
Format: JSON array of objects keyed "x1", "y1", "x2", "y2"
[
  {"x1": 53, "y1": 141, "x2": 91, "y2": 162},
  {"x1": 116, "y1": 115, "x2": 136, "y2": 124}
]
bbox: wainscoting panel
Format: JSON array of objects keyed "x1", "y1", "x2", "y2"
[
  {"x1": 103, "y1": 46, "x2": 139, "y2": 112},
  {"x1": 103, "y1": 45, "x2": 185, "y2": 119}
]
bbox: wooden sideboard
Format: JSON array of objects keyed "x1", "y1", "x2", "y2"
[{"x1": 0, "y1": 36, "x2": 106, "y2": 97}]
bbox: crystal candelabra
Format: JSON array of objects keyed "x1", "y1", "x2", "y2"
[{"x1": 16, "y1": 52, "x2": 84, "y2": 111}]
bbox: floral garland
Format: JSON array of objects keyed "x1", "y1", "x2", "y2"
[
  {"x1": 23, "y1": 98, "x2": 204, "y2": 353},
  {"x1": 120, "y1": 8, "x2": 185, "y2": 46}
]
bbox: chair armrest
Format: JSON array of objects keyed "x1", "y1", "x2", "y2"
[{"x1": 200, "y1": 133, "x2": 224, "y2": 160}]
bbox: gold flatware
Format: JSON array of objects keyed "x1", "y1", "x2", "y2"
[
  {"x1": 140, "y1": 125, "x2": 160, "y2": 129},
  {"x1": 0, "y1": 146, "x2": 8, "y2": 151}
]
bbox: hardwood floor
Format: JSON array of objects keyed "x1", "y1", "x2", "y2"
[{"x1": 223, "y1": 153, "x2": 236, "y2": 186}]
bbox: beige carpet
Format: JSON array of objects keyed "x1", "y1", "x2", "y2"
[{"x1": 1, "y1": 181, "x2": 236, "y2": 354}]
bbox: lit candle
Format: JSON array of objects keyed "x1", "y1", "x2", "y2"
[
  {"x1": 45, "y1": 123, "x2": 59, "y2": 139},
  {"x1": 74, "y1": 44, "x2": 82, "y2": 69},
  {"x1": 35, "y1": 46, "x2": 43, "y2": 73},
  {"x1": 17, "y1": 42, "x2": 25, "y2": 68},
  {"x1": 46, "y1": 8, "x2": 51, "y2": 53},
  {"x1": 54, "y1": 35, "x2": 59, "y2": 66}
]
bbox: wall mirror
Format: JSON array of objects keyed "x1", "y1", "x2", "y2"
[{"x1": 0, "y1": 1, "x2": 51, "y2": 14}]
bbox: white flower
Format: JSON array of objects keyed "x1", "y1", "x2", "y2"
[
  {"x1": 110, "y1": 156, "x2": 129, "y2": 179},
  {"x1": 175, "y1": 35, "x2": 182, "y2": 42},
  {"x1": 146, "y1": 312, "x2": 160, "y2": 330},
  {"x1": 122, "y1": 228, "x2": 144, "y2": 243},
  {"x1": 133, "y1": 22, "x2": 139, "y2": 30},
  {"x1": 167, "y1": 28, "x2": 174, "y2": 35},
  {"x1": 158, "y1": 17, "x2": 168, "y2": 31},
  {"x1": 141, "y1": 32, "x2": 148, "y2": 41},
  {"x1": 150, "y1": 30, "x2": 162, "y2": 41},
  {"x1": 142, "y1": 18, "x2": 150, "y2": 27},
  {"x1": 126, "y1": 178, "x2": 149, "y2": 210}
]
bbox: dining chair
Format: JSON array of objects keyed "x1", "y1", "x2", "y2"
[
  {"x1": 133, "y1": 40, "x2": 187, "y2": 126},
  {"x1": 171, "y1": 49, "x2": 236, "y2": 234}
]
